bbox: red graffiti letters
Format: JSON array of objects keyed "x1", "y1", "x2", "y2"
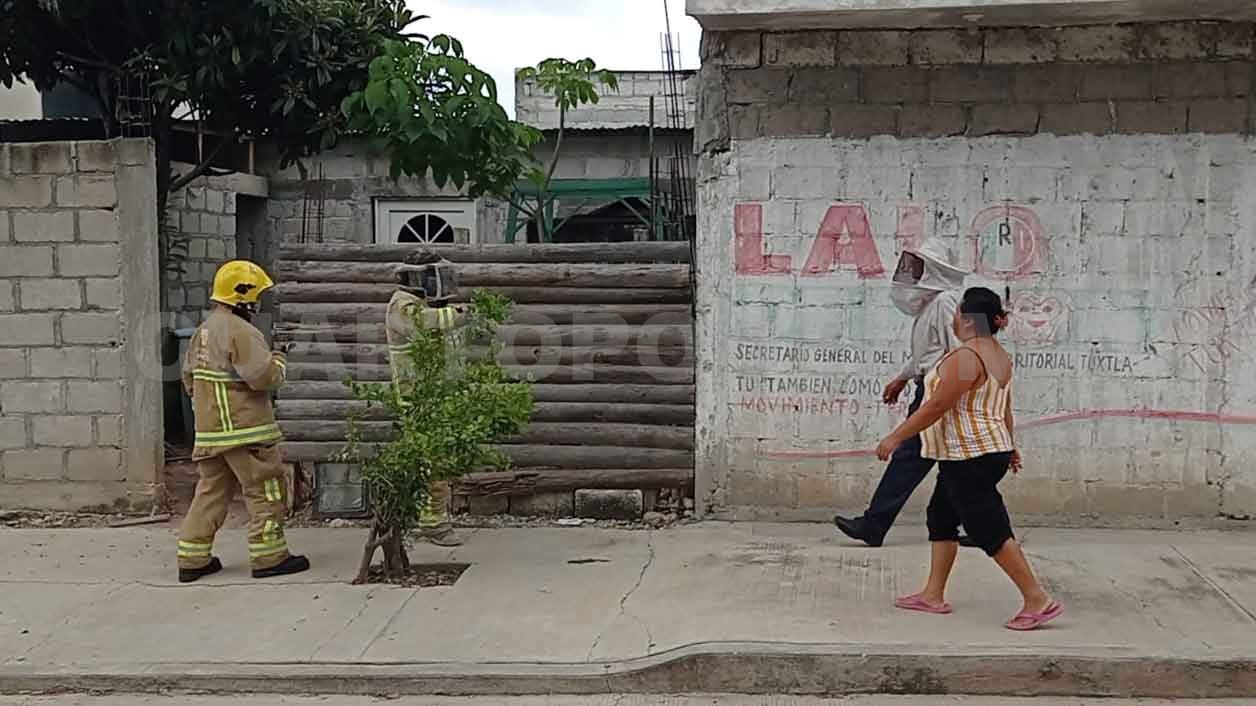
[
  {"x1": 801, "y1": 205, "x2": 887, "y2": 278},
  {"x1": 734, "y1": 203, "x2": 791, "y2": 275}
]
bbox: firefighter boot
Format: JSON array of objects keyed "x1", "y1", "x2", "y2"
[
  {"x1": 253, "y1": 554, "x2": 311, "y2": 579},
  {"x1": 179, "y1": 557, "x2": 223, "y2": 584}
]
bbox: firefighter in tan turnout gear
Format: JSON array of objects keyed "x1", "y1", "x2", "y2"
[
  {"x1": 177, "y1": 260, "x2": 310, "y2": 583},
  {"x1": 386, "y1": 251, "x2": 468, "y2": 547}
]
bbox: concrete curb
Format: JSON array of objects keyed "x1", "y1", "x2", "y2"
[{"x1": 3, "y1": 643, "x2": 1254, "y2": 698}]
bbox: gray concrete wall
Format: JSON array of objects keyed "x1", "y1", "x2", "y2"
[
  {"x1": 0, "y1": 139, "x2": 161, "y2": 511},
  {"x1": 537, "y1": 132, "x2": 695, "y2": 180},
  {"x1": 518, "y1": 71, "x2": 698, "y2": 131},
  {"x1": 164, "y1": 165, "x2": 268, "y2": 329},
  {"x1": 258, "y1": 140, "x2": 505, "y2": 247},
  {"x1": 695, "y1": 20, "x2": 1256, "y2": 523}
]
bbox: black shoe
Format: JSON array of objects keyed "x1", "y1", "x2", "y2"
[
  {"x1": 179, "y1": 557, "x2": 223, "y2": 584},
  {"x1": 834, "y1": 515, "x2": 885, "y2": 548},
  {"x1": 252, "y1": 555, "x2": 311, "y2": 579},
  {"x1": 958, "y1": 535, "x2": 978, "y2": 549}
]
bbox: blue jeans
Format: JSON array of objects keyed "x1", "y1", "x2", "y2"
[{"x1": 863, "y1": 377, "x2": 936, "y2": 539}]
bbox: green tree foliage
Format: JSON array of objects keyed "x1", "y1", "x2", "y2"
[
  {"x1": 342, "y1": 36, "x2": 543, "y2": 198},
  {"x1": 341, "y1": 290, "x2": 533, "y2": 583},
  {"x1": 511, "y1": 58, "x2": 619, "y2": 241}
]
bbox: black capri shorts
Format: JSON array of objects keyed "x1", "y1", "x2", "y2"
[{"x1": 927, "y1": 451, "x2": 1015, "y2": 557}]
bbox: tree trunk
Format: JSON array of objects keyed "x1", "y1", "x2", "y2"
[{"x1": 354, "y1": 524, "x2": 379, "y2": 585}]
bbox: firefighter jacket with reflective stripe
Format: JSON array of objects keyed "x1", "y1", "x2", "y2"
[
  {"x1": 385, "y1": 290, "x2": 467, "y2": 386},
  {"x1": 182, "y1": 308, "x2": 287, "y2": 458}
]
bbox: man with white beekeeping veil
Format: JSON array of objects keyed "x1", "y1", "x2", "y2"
[{"x1": 835, "y1": 238, "x2": 974, "y2": 548}]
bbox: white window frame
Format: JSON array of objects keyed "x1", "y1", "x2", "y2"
[{"x1": 373, "y1": 198, "x2": 478, "y2": 245}]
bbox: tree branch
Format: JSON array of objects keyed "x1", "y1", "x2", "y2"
[
  {"x1": 544, "y1": 104, "x2": 565, "y2": 188},
  {"x1": 168, "y1": 135, "x2": 237, "y2": 193}
]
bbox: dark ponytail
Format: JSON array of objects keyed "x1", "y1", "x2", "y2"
[{"x1": 960, "y1": 287, "x2": 1008, "y2": 335}]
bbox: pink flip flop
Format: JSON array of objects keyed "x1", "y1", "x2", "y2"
[
  {"x1": 1006, "y1": 602, "x2": 1064, "y2": 631},
  {"x1": 894, "y1": 593, "x2": 953, "y2": 615}
]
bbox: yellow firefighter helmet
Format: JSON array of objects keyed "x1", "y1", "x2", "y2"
[{"x1": 210, "y1": 260, "x2": 275, "y2": 308}]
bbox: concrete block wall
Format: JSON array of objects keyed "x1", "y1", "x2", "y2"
[
  {"x1": 518, "y1": 70, "x2": 698, "y2": 131},
  {"x1": 695, "y1": 21, "x2": 1256, "y2": 524},
  {"x1": 259, "y1": 140, "x2": 505, "y2": 247},
  {"x1": 165, "y1": 176, "x2": 237, "y2": 327},
  {"x1": 0, "y1": 139, "x2": 162, "y2": 511}
]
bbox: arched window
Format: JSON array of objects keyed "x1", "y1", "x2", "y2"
[{"x1": 397, "y1": 214, "x2": 455, "y2": 244}]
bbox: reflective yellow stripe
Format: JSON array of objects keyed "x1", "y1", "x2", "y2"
[
  {"x1": 389, "y1": 344, "x2": 410, "y2": 353},
  {"x1": 213, "y1": 382, "x2": 233, "y2": 432},
  {"x1": 192, "y1": 369, "x2": 238, "y2": 382},
  {"x1": 195, "y1": 423, "x2": 282, "y2": 448},
  {"x1": 248, "y1": 540, "x2": 288, "y2": 558},
  {"x1": 273, "y1": 358, "x2": 286, "y2": 370},
  {"x1": 177, "y1": 540, "x2": 213, "y2": 558},
  {"x1": 263, "y1": 478, "x2": 282, "y2": 503},
  {"x1": 178, "y1": 540, "x2": 212, "y2": 550}
]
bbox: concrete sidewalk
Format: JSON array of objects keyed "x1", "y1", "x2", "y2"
[{"x1": 1, "y1": 523, "x2": 1255, "y2": 697}]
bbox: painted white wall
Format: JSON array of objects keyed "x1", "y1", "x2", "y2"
[{"x1": 0, "y1": 81, "x2": 42, "y2": 120}]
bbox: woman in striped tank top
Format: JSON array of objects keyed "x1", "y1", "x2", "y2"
[{"x1": 874, "y1": 287, "x2": 1062, "y2": 631}]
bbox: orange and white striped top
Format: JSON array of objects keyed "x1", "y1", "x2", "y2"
[{"x1": 920, "y1": 347, "x2": 1014, "y2": 461}]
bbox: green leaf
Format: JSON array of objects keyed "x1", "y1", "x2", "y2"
[
  {"x1": 364, "y1": 80, "x2": 389, "y2": 115},
  {"x1": 389, "y1": 77, "x2": 411, "y2": 112}
]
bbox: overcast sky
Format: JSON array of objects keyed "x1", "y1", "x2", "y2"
[{"x1": 412, "y1": 0, "x2": 702, "y2": 117}]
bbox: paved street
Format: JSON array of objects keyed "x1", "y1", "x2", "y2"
[{"x1": 2, "y1": 523, "x2": 1254, "y2": 697}]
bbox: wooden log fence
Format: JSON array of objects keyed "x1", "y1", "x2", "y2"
[{"x1": 273, "y1": 242, "x2": 696, "y2": 506}]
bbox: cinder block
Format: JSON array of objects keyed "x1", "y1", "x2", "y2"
[
  {"x1": 29, "y1": 347, "x2": 93, "y2": 378},
  {"x1": 95, "y1": 415, "x2": 124, "y2": 446},
  {"x1": 830, "y1": 104, "x2": 899, "y2": 138},
  {"x1": 0, "y1": 210, "x2": 9, "y2": 242},
  {"x1": 0, "y1": 176, "x2": 54, "y2": 208},
  {"x1": 3, "y1": 448, "x2": 65, "y2": 480},
  {"x1": 0, "y1": 245, "x2": 54, "y2": 277},
  {"x1": 207, "y1": 237, "x2": 228, "y2": 260},
  {"x1": 1137, "y1": 22, "x2": 1214, "y2": 60},
  {"x1": 66, "y1": 447, "x2": 124, "y2": 481},
  {"x1": 1010, "y1": 64, "x2": 1079, "y2": 102},
  {"x1": 84, "y1": 279, "x2": 124, "y2": 311},
  {"x1": 54, "y1": 176, "x2": 117, "y2": 208},
  {"x1": 574, "y1": 489, "x2": 644, "y2": 520},
  {"x1": 223, "y1": 192, "x2": 237, "y2": 215},
  {"x1": 13, "y1": 211, "x2": 74, "y2": 243},
  {"x1": 78, "y1": 210, "x2": 119, "y2": 242},
  {"x1": 32, "y1": 416, "x2": 94, "y2": 447},
  {"x1": 18, "y1": 278, "x2": 81, "y2": 311},
  {"x1": 929, "y1": 67, "x2": 1010, "y2": 103},
  {"x1": 700, "y1": 31, "x2": 763, "y2": 68},
  {"x1": 726, "y1": 68, "x2": 791, "y2": 104},
  {"x1": 10, "y1": 143, "x2": 73, "y2": 174},
  {"x1": 94, "y1": 349, "x2": 123, "y2": 378},
  {"x1": 984, "y1": 28, "x2": 1058, "y2": 64},
  {"x1": 74, "y1": 141, "x2": 119, "y2": 173},
  {"x1": 764, "y1": 31, "x2": 837, "y2": 66},
  {"x1": 205, "y1": 189, "x2": 225, "y2": 213},
  {"x1": 789, "y1": 67, "x2": 859, "y2": 103},
  {"x1": 66, "y1": 380, "x2": 123, "y2": 413},
  {"x1": 180, "y1": 211, "x2": 202, "y2": 234},
  {"x1": 57, "y1": 243, "x2": 121, "y2": 277},
  {"x1": 0, "y1": 349, "x2": 24, "y2": 377},
  {"x1": 0, "y1": 313, "x2": 57, "y2": 346},
  {"x1": 0, "y1": 283, "x2": 13, "y2": 312},
  {"x1": 1055, "y1": 25, "x2": 1137, "y2": 62},
  {"x1": 221, "y1": 215, "x2": 237, "y2": 237},
  {"x1": 909, "y1": 29, "x2": 983, "y2": 65},
  {"x1": 1079, "y1": 64, "x2": 1154, "y2": 101},
  {"x1": 861, "y1": 66, "x2": 929, "y2": 103},
  {"x1": 509, "y1": 491, "x2": 575, "y2": 517},
  {"x1": 0, "y1": 417, "x2": 25, "y2": 450},
  {"x1": 1189, "y1": 99, "x2": 1250, "y2": 133},
  {"x1": 899, "y1": 105, "x2": 967, "y2": 138},
  {"x1": 467, "y1": 494, "x2": 508, "y2": 516},
  {"x1": 61, "y1": 312, "x2": 121, "y2": 345},
  {"x1": 1039, "y1": 102, "x2": 1114, "y2": 136},
  {"x1": 758, "y1": 106, "x2": 829, "y2": 137},
  {"x1": 2, "y1": 381, "x2": 64, "y2": 413},
  {"x1": 1216, "y1": 23, "x2": 1255, "y2": 58},
  {"x1": 1155, "y1": 62, "x2": 1238, "y2": 99},
  {"x1": 1116, "y1": 101, "x2": 1188, "y2": 134},
  {"x1": 838, "y1": 31, "x2": 908, "y2": 66},
  {"x1": 968, "y1": 104, "x2": 1040, "y2": 136}
]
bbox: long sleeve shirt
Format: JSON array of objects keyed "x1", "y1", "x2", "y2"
[{"x1": 896, "y1": 289, "x2": 962, "y2": 383}]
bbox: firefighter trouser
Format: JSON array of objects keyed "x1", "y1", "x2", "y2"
[
  {"x1": 177, "y1": 443, "x2": 291, "y2": 571},
  {"x1": 418, "y1": 480, "x2": 453, "y2": 537}
]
